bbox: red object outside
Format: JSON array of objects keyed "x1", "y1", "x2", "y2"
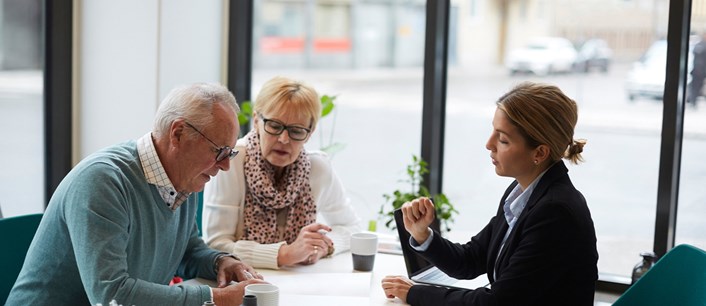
[{"x1": 260, "y1": 37, "x2": 352, "y2": 54}]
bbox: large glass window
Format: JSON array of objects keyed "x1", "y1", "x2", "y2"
[
  {"x1": 252, "y1": 0, "x2": 426, "y2": 227},
  {"x1": 0, "y1": 0, "x2": 44, "y2": 217},
  {"x1": 248, "y1": 0, "x2": 700, "y2": 284},
  {"x1": 676, "y1": 4, "x2": 706, "y2": 252},
  {"x1": 444, "y1": 0, "x2": 671, "y2": 280}
]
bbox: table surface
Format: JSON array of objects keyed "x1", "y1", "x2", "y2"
[
  {"x1": 185, "y1": 231, "x2": 615, "y2": 305},
  {"x1": 186, "y1": 250, "x2": 410, "y2": 305},
  {"x1": 185, "y1": 232, "x2": 490, "y2": 305}
]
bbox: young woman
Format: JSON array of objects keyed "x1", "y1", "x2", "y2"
[{"x1": 382, "y1": 82, "x2": 598, "y2": 305}]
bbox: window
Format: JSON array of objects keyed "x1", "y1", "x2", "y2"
[
  {"x1": 676, "y1": 5, "x2": 706, "y2": 253},
  {"x1": 444, "y1": 0, "x2": 677, "y2": 280},
  {"x1": 0, "y1": 0, "x2": 44, "y2": 217}
]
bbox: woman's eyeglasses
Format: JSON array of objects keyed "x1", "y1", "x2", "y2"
[
  {"x1": 261, "y1": 116, "x2": 311, "y2": 141},
  {"x1": 184, "y1": 121, "x2": 238, "y2": 162}
]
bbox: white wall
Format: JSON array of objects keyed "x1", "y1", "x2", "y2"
[{"x1": 77, "y1": 0, "x2": 225, "y2": 160}]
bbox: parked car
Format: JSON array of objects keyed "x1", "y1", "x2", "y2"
[
  {"x1": 625, "y1": 38, "x2": 698, "y2": 101},
  {"x1": 574, "y1": 38, "x2": 613, "y2": 73},
  {"x1": 505, "y1": 37, "x2": 578, "y2": 76}
]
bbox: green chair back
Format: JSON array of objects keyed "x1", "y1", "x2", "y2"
[
  {"x1": 196, "y1": 191, "x2": 204, "y2": 237},
  {"x1": 0, "y1": 213, "x2": 43, "y2": 305},
  {"x1": 613, "y1": 244, "x2": 706, "y2": 306}
]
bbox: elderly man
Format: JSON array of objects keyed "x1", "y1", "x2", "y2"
[{"x1": 7, "y1": 83, "x2": 264, "y2": 306}]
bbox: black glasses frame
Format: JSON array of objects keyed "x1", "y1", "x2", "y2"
[
  {"x1": 184, "y1": 121, "x2": 238, "y2": 162},
  {"x1": 260, "y1": 116, "x2": 312, "y2": 141}
]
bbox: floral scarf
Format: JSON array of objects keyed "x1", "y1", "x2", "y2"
[{"x1": 242, "y1": 130, "x2": 316, "y2": 244}]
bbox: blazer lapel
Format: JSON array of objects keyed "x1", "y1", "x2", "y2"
[
  {"x1": 490, "y1": 161, "x2": 569, "y2": 281},
  {"x1": 488, "y1": 181, "x2": 517, "y2": 282}
]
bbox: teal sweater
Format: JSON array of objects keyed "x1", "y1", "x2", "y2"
[{"x1": 8, "y1": 141, "x2": 219, "y2": 305}]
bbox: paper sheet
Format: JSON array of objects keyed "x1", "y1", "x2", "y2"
[{"x1": 264, "y1": 272, "x2": 372, "y2": 297}]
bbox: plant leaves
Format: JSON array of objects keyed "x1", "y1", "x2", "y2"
[
  {"x1": 320, "y1": 95, "x2": 336, "y2": 118},
  {"x1": 379, "y1": 155, "x2": 458, "y2": 232},
  {"x1": 237, "y1": 101, "x2": 253, "y2": 126}
]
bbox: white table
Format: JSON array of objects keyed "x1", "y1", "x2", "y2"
[
  {"x1": 185, "y1": 251, "x2": 410, "y2": 305},
  {"x1": 185, "y1": 231, "x2": 492, "y2": 305}
]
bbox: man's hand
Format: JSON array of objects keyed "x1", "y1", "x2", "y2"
[
  {"x1": 216, "y1": 256, "x2": 263, "y2": 288},
  {"x1": 212, "y1": 279, "x2": 266, "y2": 306}
]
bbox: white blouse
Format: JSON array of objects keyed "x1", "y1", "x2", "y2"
[{"x1": 203, "y1": 139, "x2": 362, "y2": 269}]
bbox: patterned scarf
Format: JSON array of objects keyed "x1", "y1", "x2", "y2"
[{"x1": 242, "y1": 130, "x2": 316, "y2": 244}]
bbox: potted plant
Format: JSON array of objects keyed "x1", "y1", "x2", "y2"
[{"x1": 379, "y1": 155, "x2": 458, "y2": 233}]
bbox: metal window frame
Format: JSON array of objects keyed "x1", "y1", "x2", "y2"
[
  {"x1": 654, "y1": 0, "x2": 691, "y2": 259},
  {"x1": 227, "y1": 0, "x2": 254, "y2": 135},
  {"x1": 44, "y1": 0, "x2": 73, "y2": 206},
  {"x1": 420, "y1": 0, "x2": 450, "y2": 197}
]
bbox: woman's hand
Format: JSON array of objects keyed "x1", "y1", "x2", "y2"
[
  {"x1": 401, "y1": 197, "x2": 436, "y2": 244},
  {"x1": 381, "y1": 275, "x2": 415, "y2": 303},
  {"x1": 277, "y1": 223, "x2": 334, "y2": 266}
]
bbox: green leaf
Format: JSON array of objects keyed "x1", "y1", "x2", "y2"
[
  {"x1": 241, "y1": 101, "x2": 253, "y2": 114},
  {"x1": 237, "y1": 101, "x2": 253, "y2": 126},
  {"x1": 320, "y1": 95, "x2": 336, "y2": 118},
  {"x1": 237, "y1": 113, "x2": 250, "y2": 126}
]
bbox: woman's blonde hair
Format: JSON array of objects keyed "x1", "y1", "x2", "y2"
[
  {"x1": 496, "y1": 82, "x2": 586, "y2": 164},
  {"x1": 254, "y1": 76, "x2": 321, "y2": 128}
]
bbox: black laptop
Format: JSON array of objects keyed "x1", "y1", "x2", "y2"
[{"x1": 394, "y1": 209, "x2": 489, "y2": 290}]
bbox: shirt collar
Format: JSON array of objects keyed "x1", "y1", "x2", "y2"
[
  {"x1": 503, "y1": 169, "x2": 549, "y2": 225},
  {"x1": 137, "y1": 132, "x2": 190, "y2": 211}
]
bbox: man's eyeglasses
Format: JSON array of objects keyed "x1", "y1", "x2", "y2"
[
  {"x1": 261, "y1": 116, "x2": 311, "y2": 141},
  {"x1": 184, "y1": 121, "x2": 238, "y2": 162}
]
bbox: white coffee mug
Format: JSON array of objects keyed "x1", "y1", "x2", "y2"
[
  {"x1": 350, "y1": 232, "x2": 378, "y2": 271},
  {"x1": 244, "y1": 283, "x2": 279, "y2": 306}
]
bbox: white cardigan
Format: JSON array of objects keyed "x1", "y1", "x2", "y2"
[{"x1": 203, "y1": 139, "x2": 361, "y2": 269}]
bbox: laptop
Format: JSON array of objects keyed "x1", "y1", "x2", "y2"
[{"x1": 393, "y1": 209, "x2": 490, "y2": 290}]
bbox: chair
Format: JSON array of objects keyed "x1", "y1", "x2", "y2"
[
  {"x1": 0, "y1": 213, "x2": 43, "y2": 305},
  {"x1": 196, "y1": 191, "x2": 204, "y2": 237},
  {"x1": 612, "y1": 244, "x2": 706, "y2": 306}
]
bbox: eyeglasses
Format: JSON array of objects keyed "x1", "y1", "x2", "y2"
[
  {"x1": 261, "y1": 116, "x2": 311, "y2": 141},
  {"x1": 184, "y1": 121, "x2": 239, "y2": 162}
]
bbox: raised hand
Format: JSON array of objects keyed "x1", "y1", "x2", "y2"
[{"x1": 401, "y1": 197, "x2": 436, "y2": 244}]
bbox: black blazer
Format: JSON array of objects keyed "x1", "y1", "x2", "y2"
[{"x1": 407, "y1": 161, "x2": 598, "y2": 306}]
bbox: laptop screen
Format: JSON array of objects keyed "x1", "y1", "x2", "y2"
[{"x1": 394, "y1": 209, "x2": 435, "y2": 277}]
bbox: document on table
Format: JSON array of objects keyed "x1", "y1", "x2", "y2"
[
  {"x1": 181, "y1": 272, "x2": 372, "y2": 298},
  {"x1": 266, "y1": 272, "x2": 372, "y2": 297}
]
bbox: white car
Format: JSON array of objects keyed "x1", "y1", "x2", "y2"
[
  {"x1": 625, "y1": 38, "x2": 698, "y2": 101},
  {"x1": 505, "y1": 37, "x2": 578, "y2": 76}
]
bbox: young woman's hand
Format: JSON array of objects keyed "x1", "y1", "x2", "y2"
[
  {"x1": 401, "y1": 197, "x2": 436, "y2": 244},
  {"x1": 381, "y1": 275, "x2": 415, "y2": 303}
]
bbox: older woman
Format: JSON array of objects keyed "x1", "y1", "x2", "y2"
[
  {"x1": 382, "y1": 82, "x2": 598, "y2": 305},
  {"x1": 203, "y1": 76, "x2": 361, "y2": 269}
]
